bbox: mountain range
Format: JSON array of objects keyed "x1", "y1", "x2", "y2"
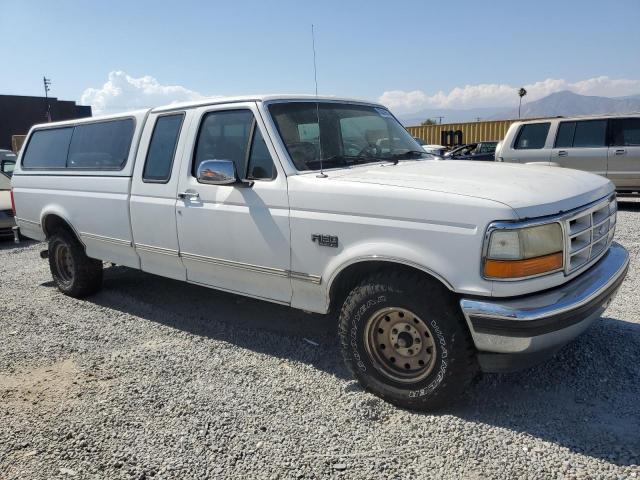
[{"x1": 397, "y1": 91, "x2": 640, "y2": 126}]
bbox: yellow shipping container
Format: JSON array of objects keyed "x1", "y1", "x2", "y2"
[{"x1": 406, "y1": 119, "x2": 516, "y2": 146}]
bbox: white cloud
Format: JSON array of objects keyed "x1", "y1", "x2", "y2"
[
  {"x1": 81, "y1": 71, "x2": 209, "y2": 114},
  {"x1": 379, "y1": 76, "x2": 640, "y2": 113}
]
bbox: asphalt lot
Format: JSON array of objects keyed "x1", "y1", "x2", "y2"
[{"x1": 0, "y1": 199, "x2": 639, "y2": 479}]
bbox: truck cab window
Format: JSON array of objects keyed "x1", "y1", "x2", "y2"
[
  {"x1": 143, "y1": 114, "x2": 184, "y2": 183},
  {"x1": 247, "y1": 128, "x2": 276, "y2": 180},
  {"x1": 193, "y1": 110, "x2": 254, "y2": 177}
]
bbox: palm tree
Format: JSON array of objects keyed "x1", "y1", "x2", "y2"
[{"x1": 518, "y1": 88, "x2": 527, "y2": 118}]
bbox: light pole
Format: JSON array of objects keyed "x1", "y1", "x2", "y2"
[
  {"x1": 518, "y1": 88, "x2": 527, "y2": 119},
  {"x1": 43, "y1": 76, "x2": 52, "y2": 122}
]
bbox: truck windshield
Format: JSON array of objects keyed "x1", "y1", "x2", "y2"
[{"x1": 268, "y1": 102, "x2": 429, "y2": 171}]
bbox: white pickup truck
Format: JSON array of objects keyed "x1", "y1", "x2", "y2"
[{"x1": 11, "y1": 95, "x2": 629, "y2": 410}]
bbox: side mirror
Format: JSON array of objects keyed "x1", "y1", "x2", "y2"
[
  {"x1": 196, "y1": 159, "x2": 255, "y2": 188},
  {"x1": 0, "y1": 159, "x2": 15, "y2": 177},
  {"x1": 197, "y1": 159, "x2": 237, "y2": 185}
]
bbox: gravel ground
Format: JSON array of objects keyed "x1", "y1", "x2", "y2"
[{"x1": 1, "y1": 200, "x2": 639, "y2": 480}]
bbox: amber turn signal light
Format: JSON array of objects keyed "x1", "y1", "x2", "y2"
[{"x1": 484, "y1": 252, "x2": 563, "y2": 279}]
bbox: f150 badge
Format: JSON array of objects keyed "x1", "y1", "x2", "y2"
[{"x1": 312, "y1": 234, "x2": 339, "y2": 248}]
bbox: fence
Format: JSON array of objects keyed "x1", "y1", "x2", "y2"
[{"x1": 406, "y1": 119, "x2": 517, "y2": 146}]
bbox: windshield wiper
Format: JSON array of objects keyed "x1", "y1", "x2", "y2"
[
  {"x1": 387, "y1": 150, "x2": 428, "y2": 165},
  {"x1": 305, "y1": 157, "x2": 349, "y2": 169},
  {"x1": 308, "y1": 151, "x2": 424, "y2": 170},
  {"x1": 322, "y1": 154, "x2": 393, "y2": 166}
]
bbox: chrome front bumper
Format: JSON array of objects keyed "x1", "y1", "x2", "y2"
[{"x1": 460, "y1": 242, "x2": 629, "y2": 370}]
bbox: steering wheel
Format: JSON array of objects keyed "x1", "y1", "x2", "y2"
[
  {"x1": 357, "y1": 144, "x2": 383, "y2": 158},
  {"x1": 287, "y1": 142, "x2": 319, "y2": 170},
  {"x1": 343, "y1": 142, "x2": 363, "y2": 157}
]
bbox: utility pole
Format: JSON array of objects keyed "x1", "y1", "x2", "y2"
[
  {"x1": 435, "y1": 116, "x2": 444, "y2": 124},
  {"x1": 43, "y1": 76, "x2": 52, "y2": 122},
  {"x1": 475, "y1": 117, "x2": 481, "y2": 122},
  {"x1": 518, "y1": 87, "x2": 527, "y2": 119}
]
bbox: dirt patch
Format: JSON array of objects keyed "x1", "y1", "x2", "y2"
[{"x1": 0, "y1": 358, "x2": 81, "y2": 408}]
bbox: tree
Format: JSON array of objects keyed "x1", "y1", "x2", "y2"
[
  {"x1": 421, "y1": 118, "x2": 437, "y2": 126},
  {"x1": 518, "y1": 88, "x2": 527, "y2": 118}
]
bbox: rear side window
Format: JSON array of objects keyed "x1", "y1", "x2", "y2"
[
  {"x1": 22, "y1": 127, "x2": 73, "y2": 168},
  {"x1": 22, "y1": 118, "x2": 135, "y2": 170},
  {"x1": 572, "y1": 120, "x2": 607, "y2": 148},
  {"x1": 514, "y1": 123, "x2": 550, "y2": 150},
  {"x1": 554, "y1": 122, "x2": 576, "y2": 148},
  {"x1": 143, "y1": 114, "x2": 184, "y2": 182},
  {"x1": 555, "y1": 120, "x2": 607, "y2": 148},
  {"x1": 68, "y1": 118, "x2": 135, "y2": 169},
  {"x1": 610, "y1": 118, "x2": 640, "y2": 146}
]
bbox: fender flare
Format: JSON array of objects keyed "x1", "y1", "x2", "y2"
[
  {"x1": 326, "y1": 254, "x2": 455, "y2": 293},
  {"x1": 322, "y1": 241, "x2": 457, "y2": 306},
  {"x1": 40, "y1": 206, "x2": 84, "y2": 245}
]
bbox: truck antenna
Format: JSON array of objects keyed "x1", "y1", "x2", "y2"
[{"x1": 312, "y1": 24, "x2": 327, "y2": 178}]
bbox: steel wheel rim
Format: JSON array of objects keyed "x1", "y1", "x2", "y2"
[
  {"x1": 54, "y1": 243, "x2": 74, "y2": 284},
  {"x1": 364, "y1": 307, "x2": 437, "y2": 383}
]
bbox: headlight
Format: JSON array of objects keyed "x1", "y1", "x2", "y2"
[{"x1": 484, "y1": 223, "x2": 564, "y2": 279}]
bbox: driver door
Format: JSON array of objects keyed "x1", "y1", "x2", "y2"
[{"x1": 175, "y1": 103, "x2": 292, "y2": 303}]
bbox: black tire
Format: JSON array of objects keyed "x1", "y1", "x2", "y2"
[
  {"x1": 48, "y1": 229, "x2": 103, "y2": 298},
  {"x1": 338, "y1": 270, "x2": 477, "y2": 411}
]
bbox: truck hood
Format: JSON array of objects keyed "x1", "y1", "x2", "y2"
[{"x1": 328, "y1": 160, "x2": 613, "y2": 218}]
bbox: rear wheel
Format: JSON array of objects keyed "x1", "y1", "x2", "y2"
[
  {"x1": 338, "y1": 270, "x2": 477, "y2": 410},
  {"x1": 48, "y1": 230, "x2": 103, "y2": 297}
]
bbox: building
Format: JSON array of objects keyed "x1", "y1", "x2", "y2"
[{"x1": 0, "y1": 94, "x2": 92, "y2": 151}]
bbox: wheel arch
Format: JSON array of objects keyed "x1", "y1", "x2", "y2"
[
  {"x1": 327, "y1": 257, "x2": 455, "y2": 314},
  {"x1": 41, "y1": 209, "x2": 83, "y2": 245}
]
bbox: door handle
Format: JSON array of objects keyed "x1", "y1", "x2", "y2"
[
  {"x1": 178, "y1": 191, "x2": 200, "y2": 200},
  {"x1": 614, "y1": 149, "x2": 626, "y2": 156},
  {"x1": 558, "y1": 150, "x2": 568, "y2": 157}
]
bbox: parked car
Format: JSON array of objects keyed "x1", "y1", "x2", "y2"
[
  {"x1": 498, "y1": 115, "x2": 640, "y2": 193},
  {"x1": 0, "y1": 165, "x2": 16, "y2": 238},
  {"x1": 413, "y1": 137, "x2": 447, "y2": 157},
  {"x1": 11, "y1": 95, "x2": 629, "y2": 410},
  {"x1": 1, "y1": 149, "x2": 17, "y2": 178},
  {"x1": 446, "y1": 142, "x2": 498, "y2": 161}
]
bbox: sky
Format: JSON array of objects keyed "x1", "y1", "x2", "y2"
[{"x1": 1, "y1": 0, "x2": 639, "y2": 115}]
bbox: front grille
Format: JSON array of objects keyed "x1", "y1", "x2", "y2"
[{"x1": 565, "y1": 196, "x2": 617, "y2": 274}]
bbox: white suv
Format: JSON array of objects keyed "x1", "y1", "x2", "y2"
[{"x1": 497, "y1": 115, "x2": 640, "y2": 193}]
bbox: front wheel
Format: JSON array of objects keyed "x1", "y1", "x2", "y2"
[
  {"x1": 48, "y1": 230, "x2": 103, "y2": 298},
  {"x1": 338, "y1": 271, "x2": 477, "y2": 410}
]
